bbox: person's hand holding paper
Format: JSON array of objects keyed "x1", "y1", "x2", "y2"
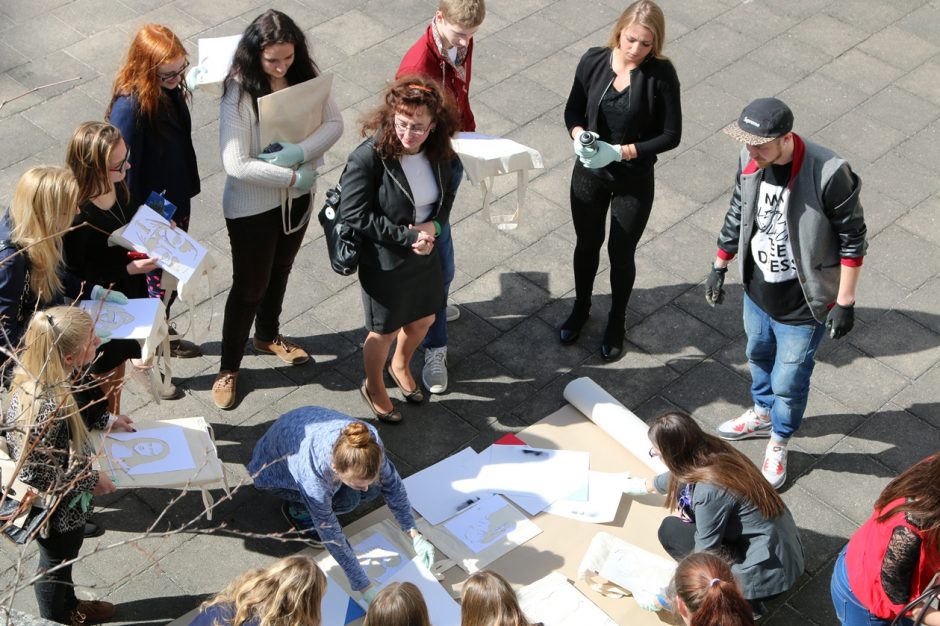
[{"x1": 257, "y1": 142, "x2": 304, "y2": 167}]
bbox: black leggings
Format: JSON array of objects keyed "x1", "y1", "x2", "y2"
[
  {"x1": 35, "y1": 525, "x2": 84, "y2": 623},
  {"x1": 569, "y1": 162, "x2": 655, "y2": 317},
  {"x1": 221, "y1": 200, "x2": 308, "y2": 372}
]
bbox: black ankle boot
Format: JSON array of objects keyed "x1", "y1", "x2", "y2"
[
  {"x1": 559, "y1": 302, "x2": 591, "y2": 345},
  {"x1": 601, "y1": 314, "x2": 626, "y2": 361}
]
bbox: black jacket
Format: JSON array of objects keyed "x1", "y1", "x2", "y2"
[
  {"x1": 564, "y1": 47, "x2": 682, "y2": 171},
  {"x1": 340, "y1": 138, "x2": 459, "y2": 270}
]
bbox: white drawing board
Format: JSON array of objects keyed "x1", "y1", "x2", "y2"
[
  {"x1": 197, "y1": 34, "x2": 241, "y2": 85},
  {"x1": 402, "y1": 447, "x2": 489, "y2": 525},
  {"x1": 383, "y1": 558, "x2": 461, "y2": 626},
  {"x1": 322, "y1": 571, "x2": 365, "y2": 625},
  {"x1": 476, "y1": 445, "x2": 589, "y2": 515},
  {"x1": 79, "y1": 298, "x2": 161, "y2": 341},
  {"x1": 517, "y1": 572, "x2": 617, "y2": 626},
  {"x1": 544, "y1": 471, "x2": 625, "y2": 524},
  {"x1": 597, "y1": 540, "x2": 677, "y2": 597},
  {"x1": 114, "y1": 205, "x2": 208, "y2": 284},
  {"x1": 104, "y1": 426, "x2": 196, "y2": 476},
  {"x1": 442, "y1": 494, "x2": 540, "y2": 555},
  {"x1": 352, "y1": 532, "x2": 407, "y2": 586}
]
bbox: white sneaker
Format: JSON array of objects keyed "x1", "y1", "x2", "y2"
[
  {"x1": 762, "y1": 442, "x2": 788, "y2": 489},
  {"x1": 446, "y1": 304, "x2": 461, "y2": 322},
  {"x1": 423, "y1": 347, "x2": 448, "y2": 394},
  {"x1": 717, "y1": 408, "x2": 772, "y2": 440}
]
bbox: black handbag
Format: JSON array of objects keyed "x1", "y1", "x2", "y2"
[
  {"x1": 318, "y1": 183, "x2": 361, "y2": 276},
  {"x1": 0, "y1": 449, "x2": 49, "y2": 544}
]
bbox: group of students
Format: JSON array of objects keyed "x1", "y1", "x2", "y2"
[
  {"x1": 0, "y1": 0, "x2": 936, "y2": 625},
  {"x1": 188, "y1": 551, "x2": 758, "y2": 626}
]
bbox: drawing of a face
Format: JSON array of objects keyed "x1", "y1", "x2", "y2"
[
  {"x1": 92, "y1": 304, "x2": 135, "y2": 335},
  {"x1": 134, "y1": 440, "x2": 166, "y2": 456},
  {"x1": 109, "y1": 436, "x2": 172, "y2": 470}
]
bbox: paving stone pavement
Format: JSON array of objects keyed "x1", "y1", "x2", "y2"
[{"x1": 1, "y1": 0, "x2": 939, "y2": 624}]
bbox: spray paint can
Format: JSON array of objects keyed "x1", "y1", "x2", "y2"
[{"x1": 578, "y1": 131, "x2": 597, "y2": 155}]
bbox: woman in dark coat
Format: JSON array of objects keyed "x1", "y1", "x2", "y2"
[
  {"x1": 340, "y1": 76, "x2": 460, "y2": 423},
  {"x1": 562, "y1": 0, "x2": 681, "y2": 361}
]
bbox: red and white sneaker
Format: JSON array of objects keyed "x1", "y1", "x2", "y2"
[
  {"x1": 762, "y1": 442, "x2": 788, "y2": 490},
  {"x1": 717, "y1": 408, "x2": 772, "y2": 440}
]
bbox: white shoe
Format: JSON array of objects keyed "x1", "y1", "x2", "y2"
[
  {"x1": 717, "y1": 408, "x2": 772, "y2": 440},
  {"x1": 762, "y1": 442, "x2": 788, "y2": 490},
  {"x1": 446, "y1": 303, "x2": 461, "y2": 322},
  {"x1": 422, "y1": 347, "x2": 448, "y2": 394}
]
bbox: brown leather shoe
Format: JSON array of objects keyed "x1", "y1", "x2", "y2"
[
  {"x1": 212, "y1": 370, "x2": 238, "y2": 410},
  {"x1": 253, "y1": 335, "x2": 310, "y2": 365},
  {"x1": 70, "y1": 600, "x2": 115, "y2": 625}
]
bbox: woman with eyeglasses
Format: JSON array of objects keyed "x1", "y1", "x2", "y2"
[
  {"x1": 339, "y1": 76, "x2": 460, "y2": 423},
  {"x1": 107, "y1": 24, "x2": 202, "y2": 359},
  {"x1": 214, "y1": 9, "x2": 343, "y2": 410},
  {"x1": 64, "y1": 121, "x2": 173, "y2": 413},
  {"x1": 623, "y1": 411, "x2": 804, "y2": 619}
]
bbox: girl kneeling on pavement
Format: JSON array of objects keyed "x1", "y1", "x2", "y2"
[
  {"x1": 247, "y1": 406, "x2": 435, "y2": 604},
  {"x1": 3, "y1": 307, "x2": 134, "y2": 624}
]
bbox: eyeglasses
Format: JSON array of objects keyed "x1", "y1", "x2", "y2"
[
  {"x1": 109, "y1": 149, "x2": 131, "y2": 172},
  {"x1": 157, "y1": 60, "x2": 190, "y2": 82},
  {"x1": 648, "y1": 447, "x2": 660, "y2": 459},
  {"x1": 394, "y1": 118, "x2": 430, "y2": 136}
]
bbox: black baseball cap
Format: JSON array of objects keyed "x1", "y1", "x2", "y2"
[{"x1": 722, "y1": 97, "x2": 793, "y2": 145}]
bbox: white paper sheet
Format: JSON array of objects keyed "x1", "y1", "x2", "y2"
[
  {"x1": 403, "y1": 447, "x2": 490, "y2": 525},
  {"x1": 442, "y1": 494, "x2": 540, "y2": 554},
  {"x1": 352, "y1": 532, "x2": 408, "y2": 586},
  {"x1": 597, "y1": 540, "x2": 677, "y2": 597},
  {"x1": 321, "y1": 571, "x2": 365, "y2": 625},
  {"x1": 544, "y1": 471, "x2": 625, "y2": 524},
  {"x1": 517, "y1": 572, "x2": 617, "y2": 626},
  {"x1": 103, "y1": 426, "x2": 196, "y2": 476},
  {"x1": 113, "y1": 205, "x2": 208, "y2": 284},
  {"x1": 563, "y1": 377, "x2": 668, "y2": 474},
  {"x1": 196, "y1": 34, "x2": 241, "y2": 84},
  {"x1": 381, "y1": 558, "x2": 461, "y2": 626},
  {"x1": 476, "y1": 445, "x2": 589, "y2": 515},
  {"x1": 79, "y1": 298, "x2": 161, "y2": 340}
]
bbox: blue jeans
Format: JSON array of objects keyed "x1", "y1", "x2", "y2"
[
  {"x1": 744, "y1": 293, "x2": 826, "y2": 439},
  {"x1": 831, "y1": 547, "x2": 912, "y2": 626},
  {"x1": 422, "y1": 160, "x2": 463, "y2": 350},
  {"x1": 274, "y1": 482, "x2": 381, "y2": 516}
]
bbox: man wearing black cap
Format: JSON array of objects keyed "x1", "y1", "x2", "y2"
[{"x1": 704, "y1": 97, "x2": 867, "y2": 489}]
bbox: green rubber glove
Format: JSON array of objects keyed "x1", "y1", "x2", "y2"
[
  {"x1": 361, "y1": 585, "x2": 378, "y2": 606},
  {"x1": 258, "y1": 142, "x2": 304, "y2": 167},
  {"x1": 291, "y1": 163, "x2": 318, "y2": 192},
  {"x1": 91, "y1": 285, "x2": 128, "y2": 304},
  {"x1": 580, "y1": 140, "x2": 621, "y2": 169},
  {"x1": 185, "y1": 65, "x2": 208, "y2": 87},
  {"x1": 413, "y1": 533, "x2": 435, "y2": 570},
  {"x1": 622, "y1": 476, "x2": 648, "y2": 496}
]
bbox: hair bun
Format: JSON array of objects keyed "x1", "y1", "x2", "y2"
[{"x1": 343, "y1": 421, "x2": 373, "y2": 448}]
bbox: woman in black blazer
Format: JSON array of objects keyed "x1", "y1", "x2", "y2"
[
  {"x1": 562, "y1": 0, "x2": 681, "y2": 361},
  {"x1": 340, "y1": 76, "x2": 459, "y2": 423}
]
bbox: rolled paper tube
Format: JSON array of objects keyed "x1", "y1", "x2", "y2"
[{"x1": 563, "y1": 377, "x2": 669, "y2": 474}]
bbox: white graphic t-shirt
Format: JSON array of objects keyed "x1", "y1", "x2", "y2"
[{"x1": 750, "y1": 179, "x2": 796, "y2": 282}]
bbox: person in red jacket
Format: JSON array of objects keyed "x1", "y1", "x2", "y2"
[
  {"x1": 831, "y1": 454, "x2": 940, "y2": 626},
  {"x1": 396, "y1": 0, "x2": 485, "y2": 396}
]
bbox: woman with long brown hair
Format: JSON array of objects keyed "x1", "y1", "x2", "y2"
[
  {"x1": 363, "y1": 582, "x2": 431, "y2": 626},
  {"x1": 191, "y1": 555, "x2": 327, "y2": 626},
  {"x1": 830, "y1": 454, "x2": 940, "y2": 626},
  {"x1": 247, "y1": 407, "x2": 435, "y2": 605},
  {"x1": 107, "y1": 23, "x2": 201, "y2": 359},
  {"x1": 623, "y1": 411, "x2": 804, "y2": 617},
  {"x1": 669, "y1": 553, "x2": 755, "y2": 626},
  {"x1": 459, "y1": 570, "x2": 543, "y2": 626},
  {"x1": 340, "y1": 75, "x2": 460, "y2": 423}
]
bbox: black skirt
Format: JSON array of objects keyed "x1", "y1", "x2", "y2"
[
  {"x1": 91, "y1": 338, "x2": 142, "y2": 374},
  {"x1": 359, "y1": 252, "x2": 444, "y2": 334}
]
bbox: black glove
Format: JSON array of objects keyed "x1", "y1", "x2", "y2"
[
  {"x1": 827, "y1": 302, "x2": 855, "y2": 339},
  {"x1": 705, "y1": 265, "x2": 728, "y2": 307}
]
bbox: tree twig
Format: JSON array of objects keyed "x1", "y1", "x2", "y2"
[{"x1": 0, "y1": 77, "x2": 83, "y2": 113}]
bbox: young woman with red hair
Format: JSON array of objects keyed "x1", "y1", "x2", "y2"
[
  {"x1": 107, "y1": 24, "x2": 202, "y2": 358},
  {"x1": 670, "y1": 553, "x2": 755, "y2": 626}
]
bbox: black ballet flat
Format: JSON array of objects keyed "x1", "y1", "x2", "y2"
[{"x1": 601, "y1": 315, "x2": 626, "y2": 362}]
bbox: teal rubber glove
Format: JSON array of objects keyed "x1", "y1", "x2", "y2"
[
  {"x1": 573, "y1": 131, "x2": 599, "y2": 158},
  {"x1": 91, "y1": 285, "x2": 129, "y2": 305},
  {"x1": 95, "y1": 328, "x2": 111, "y2": 346},
  {"x1": 185, "y1": 65, "x2": 208, "y2": 87},
  {"x1": 291, "y1": 163, "x2": 318, "y2": 192},
  {"x1": 413, "y1": 533, "x2": 435, "y2": 570},
  {"x1": 580, "y1": 140, "x2": 622, "y2": 169},
  {"x1": 622, "y1": 476, "x2": 648, "y2": 496},
  {"x1": 633, "y1": 589, "x2": 665, "y2": 612},
  {"x1": 361, "y1": 585, "x2": 378, "y2": 606},
  {"x1": 257, "y1": 142, "x2": 304, "y2": 167}
]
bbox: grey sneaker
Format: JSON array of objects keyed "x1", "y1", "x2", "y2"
[
  {"x1": 422, "y1": 347, "x2": 448, "y2": 394},
  {"x1": 446, "y1": 304, "x2": 461, "y2": 322}
]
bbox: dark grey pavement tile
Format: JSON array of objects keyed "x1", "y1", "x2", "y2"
[
  {"x1": 785, "y1": 563, "x2": 839, "y2": 626},
  {"x1": 782, "y1": 485, "x2": 857, "y2": 574},
  {"x1": 627, "y1": 304, "x2": 728, "y2": 373},
  {"x1": 847, "y1": 310, "x2": 940, "y2": 379},
  {"x1": 485, "y1": 315, "x2": 588, "y2": 387},
  {"x1": 891, "y1": 364, "x2": 940, "y2": 430},
  {"x1": 837, "y1": 403, "x2": 940, "y2": 475},
  {"x1": 868, "y1": 224, "x2": 940, "y2": 289},
  {"x1": 572, "y1": 349, "x2": 680, "y2": 412},
  {"x1": 812, "y1": 342, "x2": 909, "y2": 414},
  {"x1": 438, "y1": 351, "x2": 537, "y2": 432},
  {"x1": 662, "y1": 359, "x2": 752, "y2": 429},
  {"x1": 859, "y1": 85, "x2": 940, "y2": 136},
  {"x1": 797, "y1": 449, "x2": 895, "y2": 525}
]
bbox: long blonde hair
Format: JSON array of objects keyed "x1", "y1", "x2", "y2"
[
  {"x1": 607, "y1": 0, "x2": 667, "y2": 59},
  {"x1": 201, "y1": 555, "x2": 327, "y2": 626},
  {"x1": 8, "y1": 306, "x2": 94, "y2": 454},
  {"x1": 364, "y1": 582, "x2": 431, "y2": 626},
  {"x1": 65, "y1": 121, "x2": 126, "y2": 207},
  {"x1": 9, "y1": 167, "x2": 79, "y2": 303},
  {"x1": 460, "y1": 570, "x2": 536, "y2": 626}
]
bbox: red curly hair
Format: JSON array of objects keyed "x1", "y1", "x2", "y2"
[{"x1": 107, "y1": 24, "x2": 189, "y2": 121}]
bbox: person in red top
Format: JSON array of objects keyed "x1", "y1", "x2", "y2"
[
  {"x1": 396, "y1": 0, "x2": 484, "y2": 396},
  {"x1": 831, "y1": 454, "x2": 940, "y2": 625}
]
